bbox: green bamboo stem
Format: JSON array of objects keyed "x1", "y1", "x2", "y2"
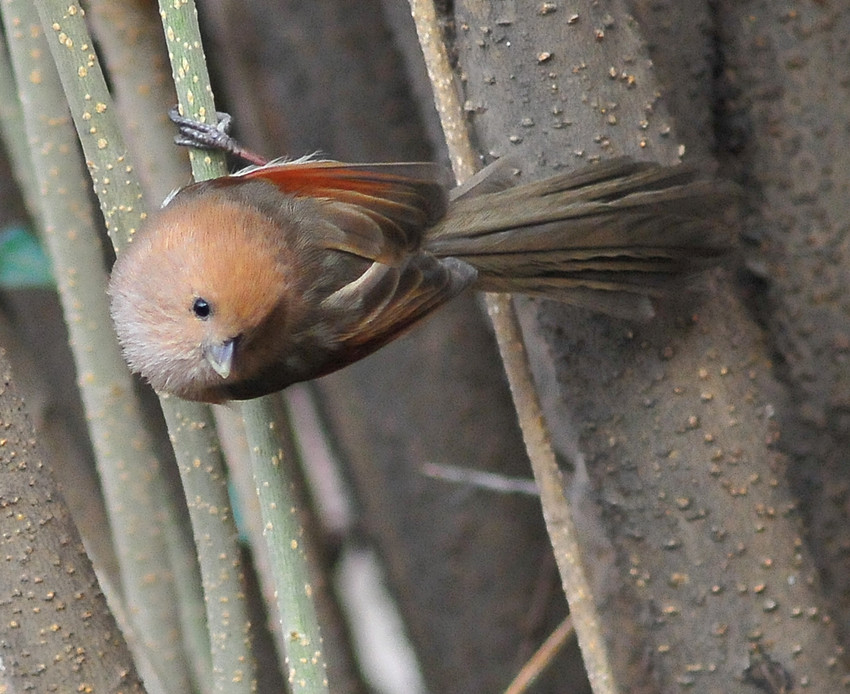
[
  {"x1": 159, "y1": 394, "x2": 254, "y2": 693},
  {"x1": 241, "y1": 400, "x2": 329, "y2": 692},
  {"x1": 0, "y1": 29, "x2": 42, "y2": 228},
  {"x1": 155, "y1": 1, "x2": 329, "y2": 690},
  {"x1": 29, "y1": 0, "x2": 259, "y2": 691},
  {"x1": 84, "y1": 0, "x2": 190, "y2": 204},
  {"x1": 29, "y1": 0, "x2": 143, "y2": 253},
  {"x1": 83, "y1": 3, "x2": 213, "y2": 685},
  {"x1": 155, "y1": 0, "x2": 226, "y2": 179}
]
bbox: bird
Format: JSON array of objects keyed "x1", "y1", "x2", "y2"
[{"x1": 107, "y1": 114, "x2": 736, "y2": 403}]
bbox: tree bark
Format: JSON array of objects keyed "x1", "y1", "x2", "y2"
[
  {"x1": 717, "y1": 0, "x2": 850, "y2": 654},
  {"x1": 451, "y1": 0, "x2": 848, "y2": 690},
  {"x1": 0, "y1": 347, "x2": 144, "y2": 693}
]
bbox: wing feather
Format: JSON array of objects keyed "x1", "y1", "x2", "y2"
[{"x1": 237, "y1": 160, "x2": 452, "y2": 254}]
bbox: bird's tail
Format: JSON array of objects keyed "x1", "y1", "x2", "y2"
[{"x1": 424, "y1": 158, "x2": 738, "y2": 319}]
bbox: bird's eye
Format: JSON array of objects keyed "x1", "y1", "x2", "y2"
[{"x1": 192, "y1": 297, "x2": 212, "y2": 320}]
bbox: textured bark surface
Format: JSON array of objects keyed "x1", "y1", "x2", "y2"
[
  {"x1": 0, "y1": 348, "x2": 144, "y2": 693},
  {"x1": 451, "y1": 0, "x2": 848, "y2": 690},
  {"x1": 717, "y1": 0, "x2": 850, "y2": 655}
]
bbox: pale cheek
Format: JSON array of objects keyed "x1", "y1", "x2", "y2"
[
  {"x1": 137, "y1": 343, "x2": 217, "y2": 394},
  {"x1": 119, "y1": 320, "x2": 199, "y2": 378}
]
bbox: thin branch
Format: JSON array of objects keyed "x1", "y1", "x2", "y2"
[
  {"x1": 503, "y1": 617, "x2": 576, "y2": 694},
  {"x1": 407, "y1": 2, "x2": 620, "y2": 692},
  {"x1": 420, "y1": 462, "x2": 540, "y2": 496}
]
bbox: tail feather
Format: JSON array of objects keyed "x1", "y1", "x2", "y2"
[{"x1": 426, "y1": 158, "x2": 737, "y2": 319}]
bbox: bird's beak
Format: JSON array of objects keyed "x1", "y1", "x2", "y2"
[{"x1": 205, "y1": 339, "x2": 235, "y2": 379}]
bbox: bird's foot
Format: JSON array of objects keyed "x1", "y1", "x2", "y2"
[{"x1": 168, "y1": 107, "x2": 269, "y2": 166}]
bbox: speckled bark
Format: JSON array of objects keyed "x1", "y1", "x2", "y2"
[
  {"x1": 451, "y1": 0, "x2": 848, "y2": 690},
  {"x1": 0, "y1": 348, "x2": 144, "y2": 693},
  {"x1": 717, "y1": 0, "x2": 850, "y2": 659}
]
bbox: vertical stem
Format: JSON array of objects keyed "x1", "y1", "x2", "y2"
[
  {"x1": 242, "y1": 401, "x2": 329, "y2": 693},
  {"x1": 156, "y1": 0, "x2": 328, "y2": 691},
  {"x1": 407, "y1": 1, "x2": 620, "y2": 691}
]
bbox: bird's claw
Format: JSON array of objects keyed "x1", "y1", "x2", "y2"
[
  {"x1": 169, "y1": 107, "x2": 235, "y2": 150},
  {"x1": 167, "y1": 107, "x2": 269, "y2": 166}
]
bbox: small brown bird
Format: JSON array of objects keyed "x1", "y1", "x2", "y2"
[{"x1": 108, "y1": 120, "x2": 735, "y2": 403}]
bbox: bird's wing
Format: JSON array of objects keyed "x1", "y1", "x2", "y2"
[
  {"x1": 317, "y1": 254, "x2": 478, "y2": 373},
  {"x1": 236, "y1": 160, "x2": 452, "y2": 263}
]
